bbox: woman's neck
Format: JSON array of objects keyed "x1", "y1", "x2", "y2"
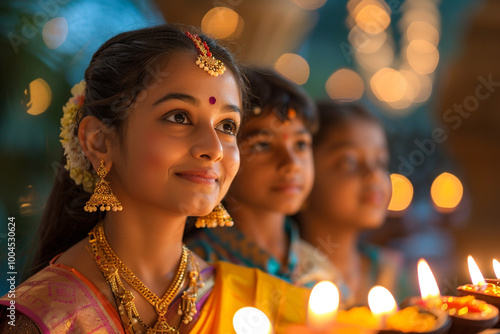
[
  {"x1": 103, "y1": 205, "x2": 187, "y2": 296},
  {"x1": 226, "y1": 202, "x2": 288, "y2": 265}
]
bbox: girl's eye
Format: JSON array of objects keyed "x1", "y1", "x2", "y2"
[
  {"x1": 216, "y1": 120, "x2": 238, "y2": 135},
  {"x1": 163, "y1": 111, "x2": 191, "y2": 124},
  {"x1": 295, "y1": 139, "x2": 311, "y2": 151},
  {"x1": 337, "y1": 155, "x2": 358, "y2": 171}
]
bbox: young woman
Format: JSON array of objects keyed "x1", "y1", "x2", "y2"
[
  {"x1": 0, "y1": 25, "x2": 308, "y2": 333},
  {"x1": 297, "y1": 100, "x2": 404, "y2": 306},
  {"x1": 186, "y1": 67, "x2": 344, "y2": 288}
]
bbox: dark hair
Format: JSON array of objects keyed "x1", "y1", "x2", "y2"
[
  {"x1": 29, "y1": 24, "x2": 246, "y2": 277},
  {"x1": 313, "y1": 100, "x2": 384, "y2": 147},
  {"x1": 241, "y1": 65, "x2": 318, "y2": 134}
]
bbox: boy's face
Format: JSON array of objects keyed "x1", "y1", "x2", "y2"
[
  {"x1": 226, "y1": 112, "x2": 314, "y2": 215},
  {"x1": 308, "y1": 118, "x2": 391, "y2": 230}
]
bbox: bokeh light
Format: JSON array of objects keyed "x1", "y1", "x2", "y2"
[
  {"x1": 201, "y1": 7, "x2": 242, "y2": 39},
  {"x1": 388, "y1": 173, "x2": 414, "y2": 211},
  {"x1": 274, "y1": 53, "x2": 310, "y2": 85},
  {"x1": 431, "y1": 172, "x2": 463, "y2": 212},
  {"x1": 42, "y1": 17, "x2": 68, "y2": 49},
  {"x1": 370, "y1": 68, "x2": 407, "y2": 103},
  {"x1": 406, "y1": 40, "x2": 439, "y2": 74},
  {"x1": 291, "y1": 0, "x2": 327, "y2": 10},
  {"x1": 25, "y1": 78, "x2": 52, "y2": 116},
  {"x1": 325, "y1": 68, "x2": 365, "y2": 101}
]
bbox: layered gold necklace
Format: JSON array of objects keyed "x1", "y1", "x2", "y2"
[{"x1": 88, "y1": 222, "x2": 203, "y2": 334}]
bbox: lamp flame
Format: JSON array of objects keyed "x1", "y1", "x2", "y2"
[
  {"x1": 493, "y1": 259, "x2": 500, "y2": 279},
  {"x1": 417, "y1": 259, "x2": 441, "y2": 300},
  {"x1": 308, "y1": 281, "x2": 339, "y2": 328},
  {"x1": 368, "y1": 285, "x2": 398, "y2": 317},
  {"x1": 468, "y1": 255, "x2": 486, "y2": 285}
]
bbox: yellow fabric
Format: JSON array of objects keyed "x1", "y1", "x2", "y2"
[{"x1": 192, "y1": 261, "x2": 309, "y2": 333}]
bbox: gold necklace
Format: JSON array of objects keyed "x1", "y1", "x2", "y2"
[{"x1": 88, "y1": 222, "x2": 203, "y2": 333}]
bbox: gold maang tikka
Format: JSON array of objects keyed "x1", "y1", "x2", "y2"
[
  {"x1": 195, "y1": 203, "x2": 234, "y2": 228},
  {"x1": 84, "y1": 159, "x2": 123, "y2": 212},
  {"x1": 185, "y1": 31, "x2": 226, "y2": 77}
]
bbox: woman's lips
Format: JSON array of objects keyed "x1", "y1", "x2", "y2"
[{"x1": 175, "y1": 170, "x2": 218, "y2": 184}]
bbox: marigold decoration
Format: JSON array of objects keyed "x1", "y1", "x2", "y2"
[
  {"x1": 185, "y1": 31, "x2": 226, "y2": 77},
  {"x1": 60, "y1": 80, "x2": 97, "y2": 193}
]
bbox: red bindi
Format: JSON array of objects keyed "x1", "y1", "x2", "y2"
[{"x1": 209, "y1": 96, "x2": 216, "y2": 105}]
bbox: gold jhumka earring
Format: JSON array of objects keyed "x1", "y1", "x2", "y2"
[
  {"x1": 84, "y1": 159, "x2": 123, "y2": 212},
  {"x1": 195, "y1": 203, "x2": 233, "y2": 228}
]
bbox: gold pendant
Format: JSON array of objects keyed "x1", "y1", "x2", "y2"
[{"x1": 146, "y1": 315, "x2": 178, "y2": 334}]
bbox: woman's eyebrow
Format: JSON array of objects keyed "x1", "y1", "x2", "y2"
[{"x1": 153, "y1": 93, "x2": 199, "y2": 106}]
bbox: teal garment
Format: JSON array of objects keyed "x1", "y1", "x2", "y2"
[{"x1": 186, "y1": 218, "x2": 300, "y2": 284}]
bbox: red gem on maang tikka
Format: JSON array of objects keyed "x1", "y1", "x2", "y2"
[
  {"x1": 185, "y1": 31, "x2": 226, "y2": 77},
  {"x1": 209, "y1": 96, "x2": 216, "y2": 105}
]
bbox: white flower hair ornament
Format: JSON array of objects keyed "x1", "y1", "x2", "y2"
[{"x1": 60, "y1": 80, "x2": 98, "y2": 193}]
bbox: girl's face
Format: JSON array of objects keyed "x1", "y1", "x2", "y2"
[
  {"x1": 309, "y1": 118, "x2": 391, "y2": 230},
  {"x1": 109, "y1": 53, "x2": 242, "y2": 217},
  {"x1": 227, "y1": 112, "x2": 314, "y2": 215}
]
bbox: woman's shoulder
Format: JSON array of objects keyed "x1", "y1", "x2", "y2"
[{"x1": 0, "y1": 243, "x2": 123, "y2": 333}]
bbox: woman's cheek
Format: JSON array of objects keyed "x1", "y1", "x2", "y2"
[{"x1": 224, "y1": 143, "x2": 241, "y2": 181}]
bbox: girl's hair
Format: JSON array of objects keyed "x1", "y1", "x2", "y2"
[
  {"x1": 241, "y1": 65, "x2": 318, "y2": 134},
  {"x1": 29, "y1": 24, "x2": 246, "y2": 277},
  {"x1": 313, "y1": 100, "x2": 384, "y2": 146}
]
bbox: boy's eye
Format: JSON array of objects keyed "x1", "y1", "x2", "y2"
[
  {"x1": 251, "y1": 141, "x2": 271, "y2": 152},
  {"x1": 216, "y1": 120, "x2": 238, "y2": 135},
  {"x1": 164, "y1": 111, "x2": 191, "y2": 124}
]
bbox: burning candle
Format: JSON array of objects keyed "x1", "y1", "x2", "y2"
[
  {"x1": 417, "y1": 259, "x2": 442, "y2": 308},
  {"x1": 233, "y1": 307, "x2": 272, "y2": 334},
  {"x1": 308, "y1": 281, "x2": 339, "y2": 330},
  {"x1": 468, "y1": 255, "x2": 486, "y2": 287},
  {"x1": 367, "y1": 286, "x2": 398, "y2": 328},
  {"x1": 493, "y1": 259, "x2": 500, "y2": 280}
]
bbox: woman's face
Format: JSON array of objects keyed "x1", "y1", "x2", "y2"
[
  {"x1": 308, "y1": 118, "x2": 391, "y2": 230},
  {"x1": 226, "y1": 112, "x2": 314, "y2": 215},
  {"x1": 109, "y1": 53, "x2": 242, "y2": 217}
]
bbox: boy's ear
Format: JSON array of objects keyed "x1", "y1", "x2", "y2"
[{"x1": 78, "y1": 116, "x2": 114, "y2": 171}]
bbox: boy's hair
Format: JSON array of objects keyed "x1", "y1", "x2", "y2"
[{"x1": 242, "y1": 65, "x2": 318, "y2": 134}]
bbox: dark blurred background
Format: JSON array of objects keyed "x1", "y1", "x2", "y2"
[{"x1": 1, "y1": 0, "x2": 499, "y2": 299}]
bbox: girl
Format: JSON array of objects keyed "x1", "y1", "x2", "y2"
[
  {"x1": 186, "y1": 67, "x2": 343, "y2": 288},
  {"x1": 297, "y1": 100, "x2": 404, "y2": 306},
  {"x1": 0, "y1": 25, "x2": 308, "y2": 333}
]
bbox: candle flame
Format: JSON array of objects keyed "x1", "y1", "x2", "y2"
[
  {"x1": 368, "y1": 285, "x2": 398, "y2": 316},
  {"x1": 493, "y1": 259, "x2": 500, "y2": 279},
  {"x1": 233, "y1": 307, "x2": 272, "y2": 334},
  {"x1": 468, "y1": 255, "x2": 486, "y2": 285},
  {"x1": 309, "y1": 281, "x2": 340, "y2": 315},
  {"x1": 417, "y1": 259, "x2": 441, "y2": 300}
]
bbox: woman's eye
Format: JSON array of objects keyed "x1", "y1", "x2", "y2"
[
  {"x1": 216, "y1": 120, "x2": 238, "y2": 135},
  {"x1": 164, "y1": 111, "x2": 191, "y2": 124}
]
